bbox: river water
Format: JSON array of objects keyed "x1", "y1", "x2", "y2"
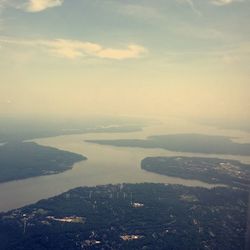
[{"x1": 0, "y1": 118, "x2": 250, "y2": 212}]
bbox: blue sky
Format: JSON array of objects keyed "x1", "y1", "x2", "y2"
[{"x1": 0, "y1": 0, "x2": 249, "y2": 121}]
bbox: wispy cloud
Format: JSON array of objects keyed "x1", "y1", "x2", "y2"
[
  {"x1": 0, "y1": 1, "x2": 6, "y2": 31},
  {"x1": 0, "y1": 0, "x2": 6, "y2": 8},
  {"x1": 174, "y1": 24, "x2": 225, "y2": 40},
  {"x1": 210, "y1": 0, "x2": 243, "y2": 6},
  {"x1": 177, "y1": 0, "x2": 244, "y2": 14},
  {"x1": 161, "y1": 42, "x2": 250, "y2": 65},
  {"x1": 176, "y1": 0, "x2": 202, "y2": 16},
  {"x1": 0, "y1": 0, "x2": 63, "y2": 12},
  {"x1": 117, "y1": 4, "x2": 163, "y2": 20},
  {"x1": 185, "y1": 0, "x2": 202, "y2": 16},
  {"x1": 23, "y1": 0, "x2": 64, "y2": 12},
  {"x1": 0, "y1": 37, "x2": 147, "y2": 60}
]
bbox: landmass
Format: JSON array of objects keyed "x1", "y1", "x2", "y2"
[
  {"x1": 141, "y1": 157, "x2": 250, "y2": 189},
  {"x1": 0, "y1": 183, "x2": 247, "y2": 250},
  {"x1": 0, "y1": 116, "x2": 145, "y2": 143},
  {"x1": 86, "y1": 133, "x2": 250, "y2": 156},
  {"x1": 0, "y1": 142, "x2": 86, "y2": 183}
]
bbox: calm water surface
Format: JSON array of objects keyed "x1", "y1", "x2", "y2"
[{"x1": 0, "y1": 119, "x2": 249, "y2": 212}]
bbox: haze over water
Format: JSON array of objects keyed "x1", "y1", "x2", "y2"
[
  {"x1": 0, "y1": 0, "x2": 249, "y2": 217},
  {"x1": 0, "y1": 117, "x2": 249, "y2": 212}
]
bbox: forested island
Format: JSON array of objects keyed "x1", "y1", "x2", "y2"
[
  {"x1": 86, "y1": 133, "x2": 250, "y2": 156},
  {"x1": 0, "y1": 183, "x2": 247, "y2": 250},
  {"x1": 141, "y1": 157, "x2": 250, "y2": 189},
  {"x1": 0, "y1": 142, "x2": 86, "y2": 183}
]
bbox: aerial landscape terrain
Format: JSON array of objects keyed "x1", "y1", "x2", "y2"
[
  {"x1": 0, "y1": 183, "x2": 247, "y2": 250},
  {"x1": 0, "y1": 119, "x2": 250, "y2": 249},
  {"x1": 0, "y1": 120, "x2": 249, "y2": 249},
  {"x1": 0, "y1": 0, "x2": 250, "y2": 249}
]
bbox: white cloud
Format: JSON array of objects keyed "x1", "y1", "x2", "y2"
[
  {"x1": 177, "y1": 0, "x2": 243, "y2": 10},
  {"x1": 210, "y1": 0, "x2": 243, "y2": 6},
  {"x1": 41, "y1": 39, "x2": 147, "y2": 60},
  {"x1": 23, "y1": 0, "x2": 63, "y2": 12},
  {"x1": 0, "y1": 0, "x2": 63, "y2": 12},
  {"x1": 95, "y1": 44, "x2": 147, "y2": 60},
  {"x1": 0, "y1": 37, "x2": 147, "y2": 60}
]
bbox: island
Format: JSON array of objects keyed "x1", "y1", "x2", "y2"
[
  {"x1": 0, "y1": 183, "x2": 247, "y2": 249},
  {"x1": 141, "y1": 156, "x2": 250, "y2": 189},
  {"x1": 0, "y1": 141, "x2": 86, "y2": 183},
  {"x1": 86, "y1": 133, "x2": 250, "y2": 156}
]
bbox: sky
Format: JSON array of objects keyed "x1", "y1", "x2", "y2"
[{"x1": 0, "y1": 0, "x2": 249, "y2": 125}]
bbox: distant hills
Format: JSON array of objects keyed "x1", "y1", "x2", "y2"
[{"x1": 86, "y1": 134, "x2": 250, "y2": 156}]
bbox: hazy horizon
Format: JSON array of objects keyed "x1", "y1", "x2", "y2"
[
  {"x1": 0, "y1": 0, "x2": 249, "y2": 128},
  {"x1": 0, "y1": 2, "x2": 250, "y2": 249}
]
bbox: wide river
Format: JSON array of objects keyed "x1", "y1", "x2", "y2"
[{"x1": 0, "y1": 118, "x2": 250, "y2": 212}]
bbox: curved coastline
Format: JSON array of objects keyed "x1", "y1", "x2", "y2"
[{"x1": 0, "y1": 122, "x2": 250, "y2": 212}]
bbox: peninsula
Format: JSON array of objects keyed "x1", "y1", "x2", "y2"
[
  {"x1": 0, "y1": 141, "x2": 86, "y2": 183},
  {"x1": 141, "y1": 156, "x2": 250, "y2": 189}
]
